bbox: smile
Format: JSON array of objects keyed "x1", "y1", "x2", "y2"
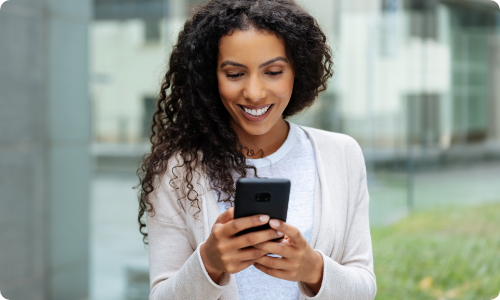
[
  {"x1": 237, "y1": 104, "x2": 274, "y2": 122},
  {"x1": 242, "y1": 104, "x2": 272, "y2": 117}
]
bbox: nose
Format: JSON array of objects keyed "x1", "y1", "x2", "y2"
[{"x1": 243, "y1": 74, "x2": 266, "y2": 102}]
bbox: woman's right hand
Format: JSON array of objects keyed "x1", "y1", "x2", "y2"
[{"x1": 200, "y1": 207, "x2": 284, "y2": 284}]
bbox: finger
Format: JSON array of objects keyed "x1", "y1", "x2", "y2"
[
  {"x1": 228, "y1": 260, "x2": 255, "y2": 274},
  {"x1": 223, "y1": 214, "x2": 270, "y2": 236},
  {"x1": 280, "y1": 237, "x2": 290, "y2": 245},
  {"x1": 236, "y1": 247, "x2": 268, "y2": 261},
  {"x1": 216, "y1": 207, "x2": 235, "y2": 225},
  {"x1": 253, "y1": 241, "x2": 294, "y2": 258},
  {"x1": 268, "y1": 220, "x2": 305, "y2": 247},
  {"x1": 231, "y1": 228, "x2": 284, "y2": 249},
  {"x1": 253, "y1": 255, "x2": 289, "y2": 271},
  {"x1": 253, "y1": 262, "x2": 290, "y2": 280}
]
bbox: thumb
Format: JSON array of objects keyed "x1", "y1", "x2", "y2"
[{"x1": 216, "y1": 207, "x2": 234, "y2": 224}]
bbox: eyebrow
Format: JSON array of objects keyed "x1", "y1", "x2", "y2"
[{"x1": 219, "y1": 56, "x2": 288, "y2": 69}]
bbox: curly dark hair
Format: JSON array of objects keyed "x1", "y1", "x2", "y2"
[{"x1": 137, "y1": 0, "x2": 333, "y2": 245}]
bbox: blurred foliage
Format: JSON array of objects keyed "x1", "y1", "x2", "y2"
[{"x1": 372, "y1": 203, "x2": 500, "y2": 299}]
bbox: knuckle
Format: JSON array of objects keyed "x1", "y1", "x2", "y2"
[
  {"x1": 266, "y1": 257, "x2": 275, "y2": 268},
  {"x1": 266, "y1": 267, "x2": 274, "y2": 276},
  {"x1": 245, "y1": 233, "x2": 256, "y2": 245},
  {"x1": 213, "y1": 227, "x2": 223, "y2": 239},
  {"x1": 233, "y1": 221, "x2": 244, "y2": 233},
  {"x1": 253, "y1": 248, "x2": 263, "y2": 258},
  {"x1": 220, "y1": 254, "x2": 230, "y2": 265},
  {"x1": 216, "y1": 244, "x2": 226, "y2": 254}
]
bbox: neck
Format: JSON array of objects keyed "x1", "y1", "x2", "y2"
[{"x1": 232, "y1": 118, "x2": 289, "y2": 159}]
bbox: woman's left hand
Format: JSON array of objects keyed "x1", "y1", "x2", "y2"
[{"x1": 252, "y1": 219, "x2": 324, "y2": 294}]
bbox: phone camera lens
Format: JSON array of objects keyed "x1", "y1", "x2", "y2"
[{"x1": 255, "y1": 192, "x2": 271, "y2": 202}]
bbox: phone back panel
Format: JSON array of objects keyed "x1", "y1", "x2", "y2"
[{"x1": 234, "y1": 178, "x2": 291, "y2": 236}]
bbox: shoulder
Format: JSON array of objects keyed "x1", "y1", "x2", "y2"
[
  {"x1": 153, "y1": 150, "x2": 206, "y2": 190},
  {"x1": 297, "y1": 124, "x2": 363, "y2": 157},
  {"x1": 148, "y1": 151, "x2": 207, "y2": 219},
  {"x1": 147, "y1": 150, "x2": 206, "y2": 209},
  {"x1": 297, "y1": 126, "x2": 368, "y2": 195}
]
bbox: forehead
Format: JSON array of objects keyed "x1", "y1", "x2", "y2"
[{"x1": 218, "y1": 28, "x2": 287, "y2": 63}]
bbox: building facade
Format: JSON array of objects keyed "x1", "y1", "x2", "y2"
[{"x1": 90, "y1": 0, "x2": 500, "y2": 163}]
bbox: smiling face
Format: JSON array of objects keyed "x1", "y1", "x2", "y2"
[{"x1": 217, "y1": 28, "x2": 295, "y2": 137}]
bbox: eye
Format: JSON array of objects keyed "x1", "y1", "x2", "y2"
[
  {"x1": 267, "y1": 71, "x2": 283, "y2": 76},
  {"x1": 226, "y1": 73, "x2": 244, "y2": 78}
]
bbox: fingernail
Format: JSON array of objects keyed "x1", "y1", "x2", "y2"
[
  {"x1": 260, "y1": 215, "x2": 269, "y2": 223},
  {"x1": 270, "y1": 220, "x2": 280, "y2": 227},
  {"x1": 277, "y1": 231, "x2": 283, "y2": 236}
]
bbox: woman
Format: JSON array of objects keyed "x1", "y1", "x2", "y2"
[{"x1": 137, "y1": 0, "x2": 377, "y2": 299}]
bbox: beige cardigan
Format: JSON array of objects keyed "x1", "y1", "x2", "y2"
[{"x1": 147, "y1": 125, "x2": 377, "y2": 300}]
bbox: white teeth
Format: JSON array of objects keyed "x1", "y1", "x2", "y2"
[{"x1": 242, "y1": 105, "x2": 271, "y2": 117}]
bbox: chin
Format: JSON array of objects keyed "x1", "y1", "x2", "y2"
[
  {"x1": 244, "y1": 125, "x2": 273, "y2": 136},
  {"x1": 236, "y1": 118, "x2": 276, "y2": 136}
]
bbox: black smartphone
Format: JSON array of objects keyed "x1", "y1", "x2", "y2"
[{"x1": 233, "y1": 178, "x2": 291, "y2": 240}]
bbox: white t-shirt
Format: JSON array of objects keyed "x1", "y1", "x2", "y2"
[{"x1": 214, "y1": 122, "x2": 316, "y2": 300}]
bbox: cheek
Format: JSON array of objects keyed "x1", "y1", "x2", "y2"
[
  {"x1": 272, "y1": 76, "x2": 295, "y2": 105},
  {"x1": 218, "y1": 78, "x2": 240, "y2": 106},
  {"x1": 217, "y1": 74, "x2": 236, "y2": 99}
]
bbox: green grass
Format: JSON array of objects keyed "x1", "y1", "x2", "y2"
[{"x1": 372, "y1": 203, "x2": 500, "y2": 300}]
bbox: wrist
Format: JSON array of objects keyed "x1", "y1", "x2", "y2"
[
  {"x1": 200, "y1": 242, "x2": 224, "y2": 283},
  {"x1": 303, "y1": 251, "x2": 324, "y2": 292}
]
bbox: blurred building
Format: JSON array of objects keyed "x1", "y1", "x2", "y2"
[
  {"x1": 90, "y1": 0, "x2": 500, "y2": 166},
  {"x1": 0, "y1": 0, "x2": 92, "y2": 299},
  {"x1": 90, "y1": 0, "x2": 201, "y2": 148},
  {"x1": 332, "y1": 0, "x2": 500, "y2": 167}
]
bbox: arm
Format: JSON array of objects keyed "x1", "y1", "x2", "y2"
[
  {"x1": 297, "y1": 138, "x2": 377, "y2": 300},
  {"x1": 147, "y1": 168, "x2": 230, "y2": 300}
]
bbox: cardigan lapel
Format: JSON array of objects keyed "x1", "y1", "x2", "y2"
[
  {"x1": 201, "y1": 175, "x2": 221, "y2": 240},
  {"x1": 300, "y1": 126, "x2": 338, "y2": 259},
  {"x1": 309, "y1": 165, "x2": 322, "y2": 249}
]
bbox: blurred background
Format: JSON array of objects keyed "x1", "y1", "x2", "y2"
[{"x1": 0, "y1": 0, "x2": 499, "y2": 299}]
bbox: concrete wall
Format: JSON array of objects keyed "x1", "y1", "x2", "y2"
[{"x1": 0, "y1": 0, "x2": 91, "y2": 299}]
